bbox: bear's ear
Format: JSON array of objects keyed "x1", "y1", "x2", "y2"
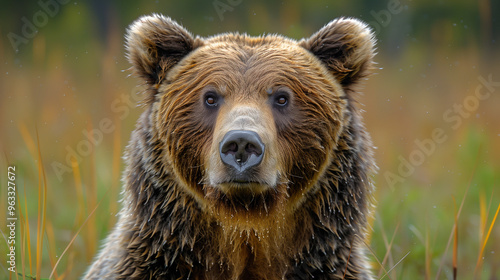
[
  {"x1": 300, "y1": 18, "x2": 376, "y2": 89},
  {"x1": 126, "y1": 14, "x2": 200, "y2": 85}
]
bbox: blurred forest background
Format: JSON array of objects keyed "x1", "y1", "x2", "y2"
[{"x1": 1, "y1": 0, "x2": 499, "y2": 279}]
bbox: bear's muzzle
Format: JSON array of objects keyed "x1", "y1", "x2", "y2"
[{"x1": 219, "y1": 130, "x2": 265, "y2": 182}]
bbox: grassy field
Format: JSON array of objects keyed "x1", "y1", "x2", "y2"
[{"x1": 1, "y1": 6, "x2": 499, "y2": 280}]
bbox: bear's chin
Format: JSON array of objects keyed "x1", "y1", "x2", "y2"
[
  {"x1": 202, "y1": 183, "x2": 287, "y2": 217},
  {"x1": 218, "y1": 182, "x2": 272, "y2": 195}
]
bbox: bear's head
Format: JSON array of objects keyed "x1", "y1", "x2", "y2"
[{"x1": 126, "y1": 14, "x2": 375, "y2": 227}]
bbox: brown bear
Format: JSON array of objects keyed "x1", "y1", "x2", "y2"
[{"x1": 84, "y1": 14, "x2": 376, "y2": 280}]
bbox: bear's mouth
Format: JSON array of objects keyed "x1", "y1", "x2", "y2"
[
  {"x1": 216, "y1": 180, "x2": 272, "y2": 195},
  {"x1": 203, "y1": 182, "x2": 286, "y2": 215}
]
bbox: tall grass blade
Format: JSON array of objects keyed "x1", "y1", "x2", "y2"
[
  {"x1": 18, "y1": 123, "x2": 37, "y2": 159},
  {"x1": 377, "y1": 220, "x2": 399, "y2": 279},
  {"x1": 71, "y1": 158, "x2": 85, "y2": 226},
  {"x1": 45, "y1": 222, "x2": 59, "y2": 279},
  {"x1": 425, "y1": 228, "x2": 431, "y2": 280},
  {"x1": 17, "y1": 189, "x2": 26, "y2": 280},
  {"x1": 474, "y1": 201, "x2": 500, "y2": 277},
  {"x1": 452, "y1": 196, "x2": 458, "y2": 280},
  {"x1": 379, "y1": 250, "x2": 411, "y2": 280},
  {"x1": 35, "y1": 128, "x2": 48, "y2": 279},
  {"x1": 435, "y1": 151, "x2": 479, "y2": 280},
  {"x1": 361, "y1": 239, "x2": 389, "y2": 278},
  {"x1": 110, "y1": 121, "x2": 121, "y2": 227},
  {"x1": 23, "y1": 187, "x2": 32, "y2": 279},
  {"x1": 86, "y1": 121, "x2": 98, "y2": 261},
  {"x1": 49, "y1": 191, "x2": 108, "y2": 279},
  {"x1": 479, "y1": 192, "x2": 487, "y2": 245}
]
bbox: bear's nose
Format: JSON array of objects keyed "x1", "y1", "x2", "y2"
[{"x1": 219, "y1": 130, "x2": 265, "y2": 175}]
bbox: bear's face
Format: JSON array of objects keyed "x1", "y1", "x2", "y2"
[{"x1": 127, "y1": 14, "x2": 374, "y2": 219}]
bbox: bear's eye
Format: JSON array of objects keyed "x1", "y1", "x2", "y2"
[
  {"x1": 276, "y1": 96, "x2": 288, "y2": 106},
  {"x1": 274, "y1": 92, "x2": 289, "y2": 107},
  {"x1": 204, "y1": 92, "x2": 219, "y2": 107}
]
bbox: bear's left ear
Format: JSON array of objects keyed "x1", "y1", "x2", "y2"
[
  {"x1": 126, "y1": 14, "x2": 202, "y2": 86},
  {"x1": 300, "y1": 18, "x2": 376, "y2": 89}
]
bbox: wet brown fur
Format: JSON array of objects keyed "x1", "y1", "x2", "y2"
[{"x1": 84, "y1": 14, "x2": 377, "y2": 280}]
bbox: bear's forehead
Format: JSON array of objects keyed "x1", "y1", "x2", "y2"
[
  {"x1": 195, "y1": 34, "x2": 313, "y2": 66},
  {"x1": 175, "y1": 34, "x2": 328, "y2": 89},
  {"x1": 203, "y1": 33, "x2": 299, "y2": 49},
  {"x1": 163, "y1": 33, "x2": 341, "y2": 98}
]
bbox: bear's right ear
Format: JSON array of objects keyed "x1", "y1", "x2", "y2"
[
  {"x1": 299, "y1": 18, "x2": 376, "y2": 90},
  {"x1": 126, "y1": 14, "x2": 200, "y2": 86}
]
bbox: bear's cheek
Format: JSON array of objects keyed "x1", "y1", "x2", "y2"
[
  {"x1": 274, "y1": 110, "x2": 338, "y2": 198},
  {"x1": 157, "y1": 95, "x2": 216, "y2": 193}
]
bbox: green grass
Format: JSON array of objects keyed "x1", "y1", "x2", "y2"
[{"x1": 367, "y1": 127, "x2": 500, "y2": 279}]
